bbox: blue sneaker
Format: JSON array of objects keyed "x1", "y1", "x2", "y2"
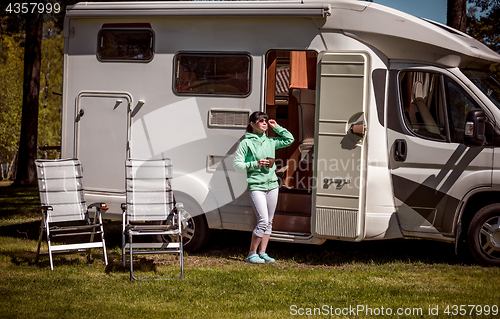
[
  {"x1": 246, "y1": 253, "x2": 265, "y2": 264},
  {"x1": 259, "y1": 253, "x2": 275, "y2": 263}
]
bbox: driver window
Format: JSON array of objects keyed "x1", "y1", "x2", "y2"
[
  {"x1": 400, "y1": 71, "x2": 481, "y2": 144},
  {"x1": 444, "y1": 77, "x2": 479, "y2": 143},
  {"x1": 400, "y1": 71, "x2": 447, "y2": 141}
]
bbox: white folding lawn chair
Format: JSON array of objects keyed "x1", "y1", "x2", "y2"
[
  {"x1": 35, "y1": 158, "x2": 108, "y2": 270},
  {"x1": 121, "y1": 158, "x2": 184, "y2": 281}
]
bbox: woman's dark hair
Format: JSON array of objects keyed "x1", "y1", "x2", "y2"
[{"x1": 246, "y1": 111, "x2": 268, "y2": 133}]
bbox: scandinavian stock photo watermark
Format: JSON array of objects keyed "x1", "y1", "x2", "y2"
[{"x1": 270, "y1": 156, "x2": 376, "y2": 191}]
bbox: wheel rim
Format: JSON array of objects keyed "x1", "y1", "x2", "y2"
[
  {"x1": 179, "y1": 209, "x2": 195, "y2": 246},
  {"x1": 478, "y1": 216, "x2": 500, "y2": 260},
  {"x1": 161, "y1": 209, "x2": 195, "y2": 246}
]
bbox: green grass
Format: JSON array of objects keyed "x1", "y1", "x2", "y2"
[
  {"x1": 0, "y1": 182, "x2": 40, "y2": 227},
  {"x1": 1, "y1": 184, "x2": 500, "y2": 318}
]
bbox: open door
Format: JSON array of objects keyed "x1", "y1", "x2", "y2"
[
  {"x1": 312, "y1": 52, "x2": 369, "y2": 241},
  {"x1": 75, "y1": 92, "x2": 131, "y2": 193}
]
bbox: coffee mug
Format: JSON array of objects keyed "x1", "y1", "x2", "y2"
[{"x1": 266, "y1": 157, "x2": 275, "y2": 168}]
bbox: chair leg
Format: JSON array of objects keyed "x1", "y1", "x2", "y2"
[
  {"x1": 47, "y1": 229, "x2": 54, "y2": 271},
  {"x1": 179, "y1": 234, "x2": 184, "y2": 279},
  {"x1": 129, "y1": 233, "x2": 136, "y2": 281},
  {"x1": 101, "y1": 227, "x2": 108, "y2": 266},
  {"x1": 35, "y1": 219, "x2": 44, "y2": 264},
  {"x1": 98, "y1": 213, "x2": 108, "y2": 266},
  {"x1": 87, "y1": 223, "x2": 96, "y2": 262},
  {"x1": 122, "y1": 231, "x2": 126, "y2": 268},
  {"x1": 122, "y1": 215, "x2": 126, "y2": 268},
  {"x1": 179, "y1": 250, "x2": 184, "y2": 279}
]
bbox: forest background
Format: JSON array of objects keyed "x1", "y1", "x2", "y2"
[{"x1": 0, "y1": 0, "x2": 499, "y2": 183}]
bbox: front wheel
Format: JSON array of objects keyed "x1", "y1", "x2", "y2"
[{"x1": 467, "y1": 203, "x2": 500, "y2": 266}]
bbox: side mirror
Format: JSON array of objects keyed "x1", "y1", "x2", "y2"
[{"x1": 464, "y1": 109, "x2": 486, "y2": 147}]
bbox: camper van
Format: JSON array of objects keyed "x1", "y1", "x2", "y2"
[{"x1": 61, "y1": 0, "x2": 500, "y2": 265}]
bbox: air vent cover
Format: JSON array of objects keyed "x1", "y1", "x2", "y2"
[
  {"x1": 209, "y1": 109, "x2": 250, "y2": 128},
  {"x1": 314, "y1": 208, "x2": 359, "y2": 238}
]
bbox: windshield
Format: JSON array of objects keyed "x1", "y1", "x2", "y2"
[{"x1": 462, "y1": 69, "x2": 500, "y2": 109}]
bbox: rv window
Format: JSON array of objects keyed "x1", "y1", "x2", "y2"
[
  {"x1": 174, "y1": 53, "x2": 251, "y2": 96},
  {"x1": 97, "y1": 29, "x2": 154, "y2": 62}
]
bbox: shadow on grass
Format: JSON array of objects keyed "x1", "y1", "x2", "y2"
[
  {"x1": 0, "y1": 185, "x2": 40, "y2": 219},
  {"x1": 1, "y1": 184, "x2": 472, "y2": 268},
  {"x1": 0, "y1": 220, "x2": 124, "y2": 245},
  {"x1": 2, "y1": 219, "x2": 470, "y2": 268},
  {"x1": 4, "y1": 248, "x2": 110, "y2": 269},
  {"x1": 191, "y1": 229, "x2": 470, "y2": 266},
  {"x1": 105, "y1": 258, "x2": 170, "y2": 274}
]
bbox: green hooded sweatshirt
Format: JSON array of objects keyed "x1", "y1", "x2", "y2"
[{"x1": 233, "y1": 124, "x2": 294, "y2": 191}]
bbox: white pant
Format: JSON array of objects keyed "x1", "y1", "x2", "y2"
[{"x1": 249, "y1": 188, "x2": 279, "y2": 238}]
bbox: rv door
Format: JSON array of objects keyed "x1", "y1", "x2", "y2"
[
  {"x1": 75, "y1": 92, "x2": 131, "y2": 193},
  {"x1": 311, "y1": 52, "x2": 369, "y2": 241}
]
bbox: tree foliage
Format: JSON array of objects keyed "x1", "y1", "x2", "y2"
[
  {"x1": 467, "y1": 0, "x2": 500, "y2": 76},
  {"x1": 0, "y1": 2, "x2": 69, "y2": 182},
  {"x1": 468, "y1": 1, "x2": 500, "y2": 54},
  {"x1": 0, "y1": 26, "x2": 23, "y2": 180},
  {"x1": 38, "y1": 21, "x2": 64, "y2": 158}
]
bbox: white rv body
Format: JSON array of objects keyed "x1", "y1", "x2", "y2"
[{"x1": 61, "y1": 0, "x2": 500, "y2": 263}]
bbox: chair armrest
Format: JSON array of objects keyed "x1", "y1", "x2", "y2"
[
  {"x1": 41, "y1": 205, "x2": 53, "y2": 213},
  {"x1": 175, "y1": 203, "x2": 187, "y2": 231},
  {"x1": 87, "y1": 203, "x2": 108, "y2": 223},
  {"x1": 88, "y1": 202, "x2": 108, "y2": 211}
]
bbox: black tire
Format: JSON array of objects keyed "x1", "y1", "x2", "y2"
[
  {"x1": 182, "y1": 214, "x2": 211, "y2": 252},
  {"x1": 153, "y1": 195, "x2": 211, "y2": 252},
  {"x1": 467, "y1": 203, "x2": 500, "y2": 266}
]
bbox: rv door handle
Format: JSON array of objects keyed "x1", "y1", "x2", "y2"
[
  {"x1": 75, "y1": 109, "x2": 84, "y2": 122},
  {"x1": 394, "y1": 139, "x2": 407, "y2": 162}
]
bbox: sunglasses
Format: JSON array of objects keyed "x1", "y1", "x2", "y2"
[{"x1": 256, "y1": 118, "x2": 268, "y2": 123}]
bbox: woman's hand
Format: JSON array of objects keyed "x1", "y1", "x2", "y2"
[
  {"x1": 268, "y1": 119, "x2": 277, "y2": 128},
  {"x1": 257, "y1": 158, "x2": 270, "y2": 167}
]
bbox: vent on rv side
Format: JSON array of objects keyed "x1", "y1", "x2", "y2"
[
  {"x1": 209, "y1": 109, "x2": 250, "y2": 128},
  {"x1": 207, "y1": 155, "x2": 235, "y2": 172}
]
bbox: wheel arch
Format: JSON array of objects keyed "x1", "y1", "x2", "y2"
[
  {"x1": 458, "y1": 190, "x2": 500, "y2": 235},
  {"x1": 173, "y1": 174, "x2": 222, "y2": 229}
]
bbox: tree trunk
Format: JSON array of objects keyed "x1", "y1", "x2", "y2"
[
  {"x1": 14, "y1": 11, "x2": 42, "y2": 186},
  {"x1": 447, "y1": 0, "x2": 468, "y2": 32},
  {"x1": 7, "y1": 151, "x2": 18, "y2": 181}
]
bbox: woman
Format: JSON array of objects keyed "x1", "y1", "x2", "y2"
[{"x1": 233, "y1": 111, "x2": 294, "y2": 263}]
